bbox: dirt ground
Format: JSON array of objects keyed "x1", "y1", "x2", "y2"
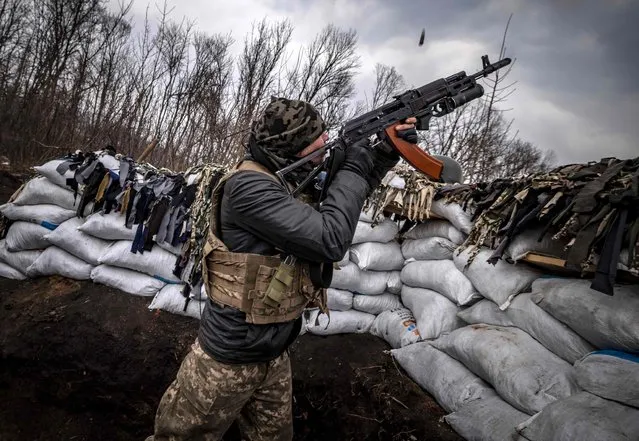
[{"x1": 0, "y1": 170, "x2": 462, "y2": 441}]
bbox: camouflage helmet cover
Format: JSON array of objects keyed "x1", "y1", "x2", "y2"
[{"x1": 251, "y1": 97, "x2": 327, "y2": 157}]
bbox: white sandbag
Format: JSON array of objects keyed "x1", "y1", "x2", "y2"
[
  {"x1": 531, "y1": 278, "x2": 639, "y2": 352},
  {"x1": 149, "y1": 284, "x2": 204, "y2": 319},
  {"x1": 350, "y1": 241, "x2": 404, "y2": 271},
  {"x1": 91, "y1": 265, "x2": 166, "y2": 297},
  {"x1": 44, "y1": 217, "x2": 110, "y2": 266},
  {"x1": 430, "y1": 199, "x2": 473, "y2": 235},
  {"x1": 506, "y1": 227, "x2": 570, "y2": 261},
  {"x1": 456, "y1": 299, "x2": 515, "y2": 327},
  {"x1": 445, "y1": 395, "x2": 530, "y2": 441},
  {"x1": 12, "y1": 176, "x2": 79, "y2": 211},
  {"x1": 155, "y1": 240, "x2": 183, "y2": 255},
  {"x1": 390, "y1": 342, "x2": 496, "y2": 413},
  {"x1": 352, "y1": 219, "x2": 398, "y2": 244},
  {"x1": 4, "y1": 221, "x2": 52, "y2": 251},
  {"x1": 431, "y1": 324, "x2": 579, "y2": 414},
  {"x1": 352, "y1": 292, "x2": 403, "y2": 315},
  {"x1": 458, "y1": 294, "x2": 595, "y2": 363},
  {"x1": 98, "y1": 240, "x2": 180, "y2": 282},
  {"x1": 370, "y1": 308, "x2": 421, "y2": 348},
  {"x1": 401, "y1": 286, "x2": 463, "y2": 340},
  {"x1": 26, "y1": 247, "x2": 93, "y2": 280},
  {"x1": 401, "y1": 237, "x2": 456, "y2": 261},
  {"x1": 305, "y1": 309, "x2": 375, "y2": 335},
  {"x1": 401, "y1": 260, "x2": 480, "y2": 306},
  {"x1": 386, "y1": 271, "x2": 402, "y2": 294},
  {"x1": 326, "y1": 288, "x2": 353, "y2": 311},
  {"x1": 0, "y1": 203, "x2": 76, "y2": 228},
  {"x1": 0, "y1": 240, "x2": 42, "y2": 271},
  {"x1": 516, "y1": 392, "x2": 639, "y2": 441},
  {"x1": 77, "y1": 212, "x2": 137, "y2": 241},
  {"x1": 0, "y1": 261, "x2": 26, "y2": 280},
  {"x1": 453, "y1": 247, "x2": 541, "y2": 309},
  {"x1": 330, "y1": 262, "x2": 390, "y2": 295},
  {"x1": 190, "y1": 282, "x2": 205, "y2": 301},
  {"x1": 403, "y1": 219, "x2": 465, "y2": 245},
  {"x1": 337, "y1": 251, "x2": 350, "y2": 268},
  {"x1": 33, "y1": 159, "x2": 75, "y2": 189},
  {"x1": 574, "y1": 350, "x2": 639, "y2": 408},
  {"x1": 97, "y1": 152, "x2": 120, "y2": 170}
]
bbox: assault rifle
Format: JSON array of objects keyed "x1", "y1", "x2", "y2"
[{"x1": 276, "y1": 55, "x2": 511, "y2": 196}]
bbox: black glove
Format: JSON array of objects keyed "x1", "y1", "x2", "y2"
[
  {"x1": 367, "y1": 143, "x2": 400, "y2": 190},
  {"x1": 340, "y1": 138, "x2": 375, "y2": 179}
]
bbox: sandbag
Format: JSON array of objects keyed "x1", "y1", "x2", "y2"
[
  {"x1": 77, "y1": 212, "x2": 137, "y2": 241},
  {"x1": 430, "y1": 199, "x2": 473, "y2": 235},
  {"x1": 386, "y1": 271, "x2": 402, "y2": 294},
  {"x1": 516, "y1": 392, "x2": 639, "y2": 441},
  {"x1": 33, "y1": 159, "x2": 75, "y2": 189},
  {"x1": 0, "y1": 203, "x2": 76, "y2": 228},
  {"x1": 155, "y1": 240, "x2": 183, "y2": 255},
  {"x1": 444, "y1": 395, "x2": 530, "y2": 441},
  {"x1": 330, "y1": 262, "x2": 394, "y2": 295},
  {"x1": 350, "y1": 241, "x2": 404, "y2": 271},
  {"x1": 26, "y1": 247, "x2": 93, "y2": 280},
  {"x1": 401, "y1": 237, "x2": 456, "y2": 261},
  {"x1": 0, "y1": 240, "x2": 42, "y2": 272},
  {"x1": 370, "y1": 308, "x2": 421, "y2": 348},
  {"x1": 44, "y1": 217, "x2": 111, "y2": 266},
  {"x1": 305, "y1": 309, "x2": 375, "y2": 335},
  {"x1": 574, "y1": 350, "x2": 639, "y2": 408},
  {"x1": 453, "y1": 247, "x2": 541, "y2": 309},
  {"x1": 90, "y1": 265, "x2": 166, "y2": 297},
  {"x1": 352, "y1": 292, "x2": 403, "y2": 315},
  {"x1": 98, "y1": 240, "x2": 180, "y2": 282},
  {"x1": 457, "y1": 294, "x2": 595, "y2": 363},
  {"x1": 0, "y1": 261, "x2": 26, "y2": 280},
  {"x1": 401, "y1": 286, "x2": 463, "y2": 340},
  {"x1": 401, "y1": 260, "x2": 480, "y2": 306},
  {"x1": 531, "y1": 278, "x2": 639, "y2": 352},
  {"x1": 327, "y1": 288, "x2": 353, "y2": 311},
  {"x1": 506, "y1": 227, "x2": 570, "y2": 261},
  {"x1": 390, "y1": 342, "x2": 496, "y2": 413},
  {"x1": 149, "y1": 284, "x2": 204, "y2": 319},
  {"x1": 337, "y1": 251, "x2": 350, "y2": 268},
  {"x1": 12, "y1": 176, "x2": 79, "y2": 211},
  {"x1": 431, "y1": 324, "x2": 579, "y2": 414},
  {"x1": 403, "y1": 220, "x2": 465, "y2": 245},
  {"x1": 352, "y1": 219, "x2": 398, "y2": 244},
  {"x1": 4, "y1": 221, "x2": 52, "y2": 251}
]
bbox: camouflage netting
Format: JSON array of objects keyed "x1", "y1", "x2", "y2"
[{"x1": 369, "y1": 157, "x2": 639, "y2": 279}]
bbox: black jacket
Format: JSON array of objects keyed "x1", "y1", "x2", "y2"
[{"x1": 198, "y1": 168, "x2": 369, "y2": 364}]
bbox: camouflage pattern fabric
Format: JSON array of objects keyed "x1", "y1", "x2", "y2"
[
  {"x1": 147, "y1": 340, "x2": 293, "y2": 441},
  {"x1": 251, "y1": 97, "x2": 326, "y2": 156}
]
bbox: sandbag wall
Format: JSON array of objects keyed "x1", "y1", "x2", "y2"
[
  {"x1": 0, "y1": 154, "x2": 205, "y2": 320},
  {"x1": 303, "y1": 201, "x2": 639, "y2": 441}
]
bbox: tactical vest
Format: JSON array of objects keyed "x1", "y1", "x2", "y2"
[{"x1": 201, "y1": 160, "x2": 328, "y2": 324}]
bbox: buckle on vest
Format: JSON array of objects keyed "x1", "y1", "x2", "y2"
[{"x1": 264, "y1": 259, "x2": 296, "y2": 307}]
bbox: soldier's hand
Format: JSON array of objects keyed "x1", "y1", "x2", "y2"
[{"x1": 395, "y1": 117, "x2": 418, "y2": 144}]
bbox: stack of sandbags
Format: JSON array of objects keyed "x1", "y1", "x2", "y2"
[
  {"x1": 399, "y1": 216, "x2": 473, "y2": 341},
  {"x1": 0, "y1": 156, "x2": 205, "y2": 320},
  {"x1": 306, "y1": 215, "x2": 409, "y2": 339},
  {"x1": 0, "y1": 170, "x2": 85, "y2": 279}
]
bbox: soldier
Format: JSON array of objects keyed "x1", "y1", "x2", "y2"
[{"x1": 146, "y1": 97, "x2": 417, "y2": 441}]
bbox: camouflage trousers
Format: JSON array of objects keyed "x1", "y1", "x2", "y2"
[{"x1": 145, "y1": 339, "x2": 293, "y2": 441}]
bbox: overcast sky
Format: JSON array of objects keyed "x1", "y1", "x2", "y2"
[{"x1": 108, "y1": 0, "x2": 638, "y2": 165}]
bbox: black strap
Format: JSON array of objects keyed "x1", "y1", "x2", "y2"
[
  {"x1": 319, "y1": 143, "x2": 346, "y2": 202},
  {"x1": 591, "y1": 209, "x2": 627, "y2": 296},
  {"x1": 309, "y1": 262, "x2": 333, "y2": 288}
]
